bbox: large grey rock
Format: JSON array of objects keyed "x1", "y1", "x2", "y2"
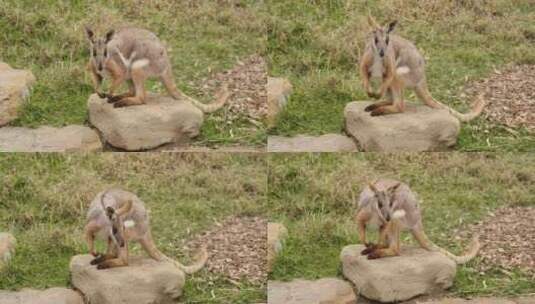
[
  {"x1": 267, "y1": 77, "x2": 292, "y2": 127},
  {"x1": 0, "y1": 288, "x2": 84, "y2": 304},
  {"x1": 341, "y1": 244, "x2": 456, "y2": 303},
  {"x1": 268, "y1": 134, "x2": 357, "y2": 152},
  {"x1": 0, "y1": 125, "x2": 102, "y2": 152},
  {"x1": 417, "y1": 298, "x2": 519, "y2": 304},
  {"x1": 0, "y1": 232, "x2": 15, "y2": 270},
  {"x1": 88, "y1": 93, "x2": 203, "y2": 151},
  {"x1": 344, "y1": 102, "x2": 460, "y2": 151},
  {"x1": 70, "y1": 254, "x2": 185, "y2": 304},
  {"x1": 0, "y1": 62, "x2": 36, "y2": 126},
  {"x1": 268, "y1": 278, "x2": 357, "y2": 304},
  {"x1": 267, "y1": 223, "x2": 288, "y2": 271}
]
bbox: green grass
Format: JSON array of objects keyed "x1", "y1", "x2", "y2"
[
  {"x1": 0, "y1": 0, "x2": 266, "y2": 147},
  {"x1": 0, "y1": 153, "x2": 267, "y2": 303},
  {"x1": 267, "y1": 0, "x2": 535, "y2": 151},
  {"x1": 268, "y1": 153, "x2": 535, "y2": 298}
]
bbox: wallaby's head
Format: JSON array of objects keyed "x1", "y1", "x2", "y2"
[
  {"x1": 85, "y1": 26, "x2": 115, "y2": 72},
  {"x1": 368, "y1": 182, "x2": 401, "y2": 222},
  {"x1": 367, "y1": 15, "x2": 397, "y2": 58}
]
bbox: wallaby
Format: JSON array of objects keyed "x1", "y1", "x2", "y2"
[
  {"x1": 359, "y1": 16, "x2": 486, "y2": 121},
  {"x1": 85, "y1": 26, "x2": 230, "y2": 112},
  {"x1": 354, "y1": 179, "x2": 480, "y2": 264},
  {"x1": 84, "y1": 188, "x2": 208, "y2": 273}
]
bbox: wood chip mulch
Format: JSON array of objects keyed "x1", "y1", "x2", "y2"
[
  {"x1": 457, "y1": 206, "x2": 535, "y2": 275},
  {"x1": 185, "y1": 216, "x2": 267, "y2": 284},
  {"x1": 464, "y1": 64, "x2": 535, "y2": 132},
  {"x1": 199, "y1": 54, "x2": 267, "y2": 125}
]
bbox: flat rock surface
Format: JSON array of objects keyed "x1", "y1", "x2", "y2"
[
  {"x1": 344, "y1": 102, "x2": 460, "y2": 152},
  {"x1": 341, "y1": 244, "x2": 456, "y2": 303},
  {"x1": 267, "y1": 222, "x2": 288, "y2": 271},
  {"x1": 268, "y1": 134, "x2": 357, "y2": 152},
  {"x1": 268, "y1": 278, "x2": 357, "y2": 304},
  {"x1": 0, "y1": 288, "x2": 84, "y2": 304},
  {"x1": 417, "y1": 297, "x2": 526, "y2": 304},
  {"x1": 0, "y1": 62, "x2": 35, "y2": 126},
  {"x1": 0, "y1": 125, "x2": 102, "y2": 152},
  {"x1": 70, "y1": 254, "x2": 185, "y2": 304},
  {"x1": 88, "y1": 93, "x2": 203, "y2": 151}
]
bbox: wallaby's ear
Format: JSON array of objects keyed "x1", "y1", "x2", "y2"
[
  {"x1": 116, "y1": 200, "x2": 133, "y2": 216},
  {"x1": 105, "y1": 29, "x2": 115, "y2": 43},
  {"x1": 85, "y1": 26, "x2": 95, "y2": 43},
  {"x1": 367, "y1": 14, "x2": 379, "y2": 29},
  {"x1": 388, "y1": 182, "x2": 401, "y2": 196},
  {"x1": 386, "y1": 20, "x2": 398, "y2": 33}
]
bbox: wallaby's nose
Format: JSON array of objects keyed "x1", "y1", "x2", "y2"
[
  {"x1": 379, "y1": 50, "x2": 384, "y2": 57},
  {"x1": 98, "y1": 63, "x2": 103, "y2": 71},
  {"x1": 385, "y1": 214, "x2": 391, "y2": 221}
]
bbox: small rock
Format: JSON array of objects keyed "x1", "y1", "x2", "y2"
[
  {"x1": 268, "y1": 134, "x2": 357, "y2": 152},
  {"x1": 0, "y1": 125, "x2": 102, "y2": 152},
  {"x1": 88, "y1": 93, "x2": 203, "y2": 151},
  {"x1": 0, "y1": 288, "x2": 84, "y2": 304},
  {"x1": 341, "y1": 244, "x2": 456, "y2": 303},
  {"x1": 70, "y1": 254, "x2": 185, "y2": 304},
  {"x1": 344, "y1": 102, "x2": 460, "y2": 151},
  {"x1": 268, "y1": 278, "x2": 357, "y2": 304},
  {"x1": 267, "y1": 223, "x2": 288, "y2": 271},
  {"x1": 0, "y1": 62, "x2": 36, "y2": 126},
  {"x1": 267, "y1": 77, "x2": 292, "y2": 127},
  {"x1": 0, "y1": 232, "x2": 16, "y2": 270}
]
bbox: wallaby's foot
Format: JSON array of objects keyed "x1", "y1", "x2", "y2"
[
  {"x1": 361, "y1": 243, "x2": 377, "y2": 255},
  {"x1": 364, "y1": 104, "x2": 377, "y2": 112},
  {"x1": 370, "y1": 104, "x2": 402, "y2": 116},
  {"x1": 107, "y1": 92, "x2": 135, "y2": 104},
  {"x1": 96, "y1": 263, "x2": 109, "y2": 270},
  {"x1": 90, "y1": 254, "x2": 105, "y2": 265},
  {"x1": 113, "y1": 97, "x2": 144, "y2": 108},
  {"x1": 367, "y1": 250, "x2": 381, "y2": 259}
]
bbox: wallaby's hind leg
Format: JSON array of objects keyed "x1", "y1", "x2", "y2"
[
  {"x1": 96, "y1": 246, "x2": 128, "y2": 269},
  {"x1": 370, "y1": 83, "x2": 405, "y2": 116},
  {"x1": 108, "y1": 81, "x2": 135, "y2": 103},
  {"x1": 114, "y1": 64, "x2": 147, "y2": 108},
  {"x1": 368, "y1": 219, "x2": 401, "y2": 259},
  {"x1": 90, "y1": 237, "x2": 118, "y2": 265}
]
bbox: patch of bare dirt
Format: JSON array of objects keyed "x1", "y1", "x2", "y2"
[
  {"x1": 464, "y1": 65, "x2": 535, "y2": 132},
  {"x1": 457, "y1": 206, "x2": 535, "y2": 275},
  {"x1": 185, "y1": 216, "x2": 267, "y2": 284},
  {"x1": 199, "y1": 55, "x2": 267, "y2": 125}
]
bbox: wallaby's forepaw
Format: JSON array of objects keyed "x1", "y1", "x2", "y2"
[
  {"x1": 364, "y1": 104, "x2": 378, "y2": 112},
  {"x1": 97, "y1": 92, "x2": 107, "y2": 99},
  {"x1": 113, "y1": 100, "x2": 129, "y2": 108},
  {"x1": 370, "y1": 109, "x2": 385, "y2": 116},
  {"x1": 361, "y1": 243, "x2": 377, "y2": 255},
  {"x1": 90, "y1": 254, "x2": 105, "y2": 265}
]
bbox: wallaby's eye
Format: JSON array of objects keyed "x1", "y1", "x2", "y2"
[
  {"x1": 374, "y1": 37, "x2": 378, "y2": 44},
  {"x1": 104, "y1": 49, "x2": 107, "y2": 57},
  {"x1": 93, "y1": 49, "x2": 97, "y2": 57},
  {"x1": 385, "y1": 36, "x2": 389, "y2": 45}
]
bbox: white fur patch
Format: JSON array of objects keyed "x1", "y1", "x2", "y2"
[
  {"x1": 132, "y1": 59, "x2": 149, "y2": 69},
  {"x1": 123, "y1": 220, "x2": 135, "y2": 228},
  {"x1": 396, "y1": 66, "x2": 410, "y2": 75},
  {"x1": 392, "y1": 210, "x2": 406, "y2": 219}
]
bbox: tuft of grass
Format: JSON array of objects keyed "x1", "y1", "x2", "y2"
[
  {"x1": 268, "y1": 153, "x2": 535, "y2": 297},
  {"x1": 0, "y1": 0, "x2": 266, "y2": 147},
  {"x1": 267, "y1": 0, "x2": 535, "y2": 151},
  {"x1": 0, "y1": 153, "x2": 267, "y2": 303}
]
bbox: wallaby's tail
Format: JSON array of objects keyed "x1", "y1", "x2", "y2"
[
  {"x1": 162, "y1": 69, "x2": 230, "y2": 113},
  {"x1": 415, "y1": 230, "x2": 480, "y2": 264},
  {"x1": 161, "y1": 245, "x2": 209, "y2": 274},
  {"x1": 415, "y1": 84, "x2": 487, "y2": 122}
]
